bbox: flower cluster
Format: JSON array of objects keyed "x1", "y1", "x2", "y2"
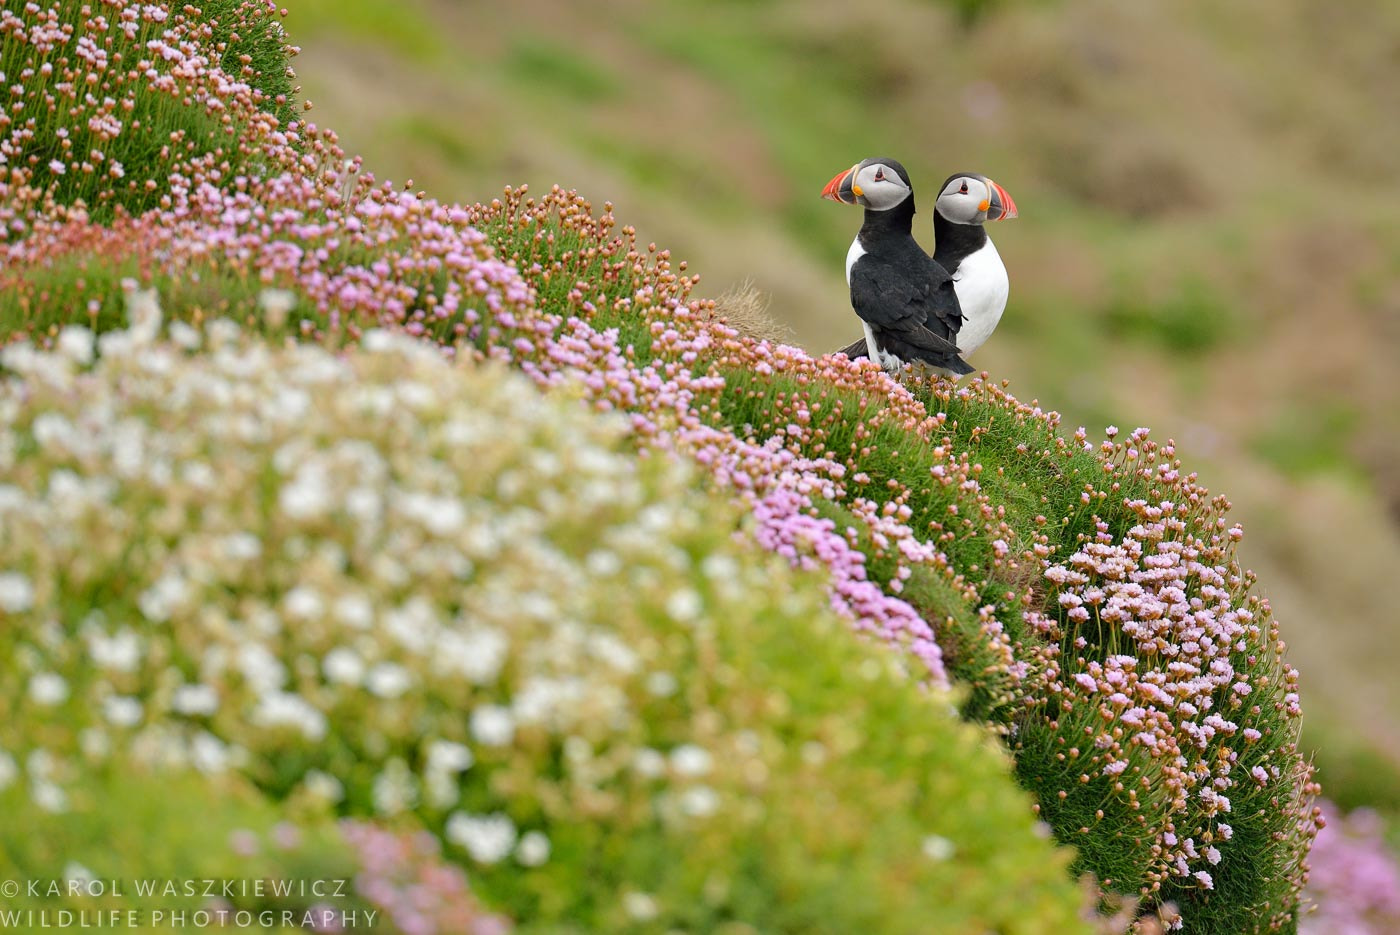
[
  {"x1": 1019, "y1": 428, "x2": 1319, "y2": 929},
  {"x1": 340, "y1": 822, "x2": 511, "y2": 935},
  {"x1": 1301, "y1": 801, "x2": 1400, "y2": 934},
  {"x1": 0, "y1": 313, "x2": 1086, "y2": 930},
  {"x1": 0, "y1": 0, "x2": 299, "y2": 224}
]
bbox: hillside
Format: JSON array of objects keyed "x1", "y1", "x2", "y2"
[{"x1": 278, "y1": 0, "x2": 1400, "y2": 797}]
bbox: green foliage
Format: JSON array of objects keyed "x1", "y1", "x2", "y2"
[
  {"x1": 0, "y1": 1, "x2": 298, "y2": 222},
  {"x1": 0, "y1": 767, "x2": 362, "y2": 929},
  {"x1": 1102, "y1": 277, "x2": 1237, "y2": 354}
]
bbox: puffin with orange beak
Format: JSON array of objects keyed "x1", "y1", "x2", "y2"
[
  {"x1": 833, "y1": 169, "x2": 1018, "y2": 365},
  {"x1": 820, "y1": 157, "x2": 973, "y2": 376}
]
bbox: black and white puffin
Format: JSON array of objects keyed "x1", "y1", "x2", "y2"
[
  {"x1": 820, "y1": 157, "x2": 973, "y2": 376},
  {"x1": 834, "y1": 170, "x2": 1017, "y2": 363}
]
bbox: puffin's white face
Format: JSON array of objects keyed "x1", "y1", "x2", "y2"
[
  {"x1": 821, "y1": 158, "x2": 912, "y2": 212},
  {"x1": 935, "y1": 174, "x2": 1018, "y2": 225}
]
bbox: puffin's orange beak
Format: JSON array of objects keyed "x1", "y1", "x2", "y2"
[
  {"x1": 987, "y1": 179, "x2": 1018, "y2": 221},
  {"x1": 821, "y1": 166, "x2": 858, "y2": 205}
]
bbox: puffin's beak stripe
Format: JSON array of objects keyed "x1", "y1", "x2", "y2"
[
  {"x1": 988, "y1": 180, "x2": 1018, "y2": 220},
  {"x1": 820, "y1": 166, "x2": 859, "y2": 205}
]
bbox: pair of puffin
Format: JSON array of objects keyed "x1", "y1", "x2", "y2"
[{"x1": 821, "y1": 157, "x2": 1017, "y2": 375}]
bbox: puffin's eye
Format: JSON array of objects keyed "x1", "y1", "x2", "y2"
[
  {"x1": 959, "y1": 181, "x2": 969, "y2": 194},
  {"x1": 874, "y1": 168, "x2": 885, "y2": 182}
]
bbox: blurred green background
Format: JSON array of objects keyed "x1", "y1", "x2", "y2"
[{"x1": 280, "y1": 0, "x2": 1400, "y2": 811}]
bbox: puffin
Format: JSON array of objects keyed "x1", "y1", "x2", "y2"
[
  {"x1": 834, "y1": 171, "x2": 1017, "y2": 364},
  {"x1": 820, "y1": 157, "x2": 973, "y2": 376}
]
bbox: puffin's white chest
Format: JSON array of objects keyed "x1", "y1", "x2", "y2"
[
  {"x1": 844, "y1": 235, "x2": 866, "y2": 284},
  {"x1": 951, "y1": 238, "x2": 1009, "y2": 356}
]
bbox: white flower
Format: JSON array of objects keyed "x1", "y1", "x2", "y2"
[
  {"x1": 426, "y1": 739, "x2": 475, "y2": 774},
  {"x1": 103, "y1": 696, "x2": 143, "y2": 728},
  {"x1": 56, "y1": 326, "x2": 94, "y2": 365},
  {"x1": 171, "y1": 683, "x2": 219, "y2": 716},
  {"x1": 284, "y1": 586, "x2": 323, "y2": 621},
  {"x1": 251, "y1": 692, "x2": 327, "y2": 740},
  {"x1": 64, "y1": 863, "x2": 96, "y2": 889},
  {"x1": 665, "y1": 588, "x2": 702, "y2": 622},
  {"x1": 322, "y1": 648, "x2": 365, "y2": 686},
  {"x1": 333, "y1": 594, "x2": 374, "y2": 630},
  {"x1": 470, "y1": 705, "x2": 515, "y2": 747},
  {"x1": 646, "y1": 671, "x2": 678, "y2": 697},
  {"x1": 123, "y1": 287, "x2": 162, "y2": 344},
  {"x1": 258, "y1": 289, "x2": 297, "y2": 330},
  {"x1": 0, "y1": 750, "x2": 17, "y2": 790},
  {"x1": 87, "y1": 627, "x2": 141, "y2": 672},
  {"x1": 670, "y1": 744, "x2": 712, "y2": 777},
  {"x1": 238, "y1": 643, "x2": 287, "y2": 693},
  {"x1": 29, "y1": 672, "x2": 69, "y2": 706},
  {"x1": 0, "y1": 572, "x2": 34, "y2": 612},
  {"x1": 632, "y1": 748, "x2": 667, "y2": 779},
  {"x1": 190, "y1": 732, "x2": 229, "y2": 774},
  {"x1": 372, "y1": 759, "x2": 418, "y2": 815},
  {"x1": 679, "y1": 785, "x2": 719, "y2": 817},
  {"x1": 516, "y1": 830, "x2": 551, "y2": 867},
  {"x1": 33, "y1": 780, "x2": 68, "y2": 813},
  {"x1": 366, "y1": 662, "x2": 412, "y2": 698},
  {"x1": 446, "y1": 812, "x2": 517, "y2": 864},
  {"x1": 435, "y1": 626, "x2": 508, "y2": 684},
  {"x1": 922, "y1": 834, "x2": 956, "y2": 861},
  {"x1": 302, "y1": 769, "x2": 344, "y2": 804},
  {"x1": 623, "y1": 892, "x2": 659, "y2": 922}
]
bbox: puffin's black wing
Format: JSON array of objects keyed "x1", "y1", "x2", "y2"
[
  {"x1": 917, "y1": 257, "x2": 965, "y2": 345},
  {"x1": 849, "y1": 259, "x2": 973, "y2": 374}
]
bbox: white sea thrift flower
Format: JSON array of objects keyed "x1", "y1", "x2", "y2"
[
  {"x1": 366, "y1": 662, "x2": 412, "y2": 698},
  {"x1": 372, "y1": 758, "x2": 418, "y2": 815},
  {"x1": 470, "y1": 705, "x2": 515, "y2": 746},
  {"x1": 86, "y1": 627, "x2": 141, "y2": 672},
  {"x1": 333, "y1": 593, "x2": 375, "y2": 630},
  {"x1": 124, "y1": 287, "x2": 162, "y2": 344},
  {"x1": 32, "y1": 780, "x2": 68, "y2": 813},
  {"x1": 171, "y1": 684, "x2": 219, "y2": 717},
  {"x1": 446, "y1": 812, "x2": 517, "y2": 864},
  {"x1": 424, "y1": 739, "x2": 474, "y2": 808},
  {"x1": 671, "y1": 744, "x2": 713, "y2": 777},
  {"x1": 623, "y1": 892, "x2": 660, "y2": 922},
  {"x1": 665, "y1": 588, "x2": 702, "y2": 622},
  {"x1": 238, "y1": 643, "x2": 287, "y2": 694},
  {"x1": 252, "y1": 692, "x2": 326, "y2": 740},
  {"x1": 190, "y1": 731, "x2": 230, "y2": 774},
  {"x1": 258, "y1": 288, "x2": 297, "y2": 330},
  {"x1": 632, "y1": 748, "x2": 667, "y2": 779},
  {"x1": 102, "y1": 696, "x2": 143, "y2": 728},
  {"x1": 516, "y1": 830, "x2": 551, "y2": 867},
  {"x1": 56, "y1": 326, "x2": 94, "y2": 365},
  {"x1": 0, "y1": 572, "x2": 34, "y2": 612},
  {"x1": 435, "y1": 626, "x2": 507, "y2": 684},
  {"x1": 64, "y1": 863, "x2": 96, "y2": 890},
  {"x1": 646, "y1": 671, "x2": 678, "y2": 697},
  {"x1": 138, "y1": 573, "x2": 188, "y2": 622},
  {"x1": 922, "y1": 834, "x2": 956, "y2": 861},
  {"x1": 283, "y1": 586, "x2": 324, "y2": 621},
  {"x1": 322, "y1": 647, "x2": 365, "y2": 686},
  {"x1": 29, "y1": 672, "x2": 69, "y2": 706},
  {"x1": 302, "y1": 769, "x2": 344, "y2": 804},
  {"x1": 679, "y1": 786, "x2": 719, "y2": 818}
]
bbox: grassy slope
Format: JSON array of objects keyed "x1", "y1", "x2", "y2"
[{"x1": 278, "y1": 0, "x2": 1400, "y2": 805}]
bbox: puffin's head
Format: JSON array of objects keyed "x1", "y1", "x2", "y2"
[
  {"x1": 934, "y1": 173, "x2": 1017, "y2": 225},
  {"x1": 821, "y1": 157, "x2": 913, "y2": 211}
]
